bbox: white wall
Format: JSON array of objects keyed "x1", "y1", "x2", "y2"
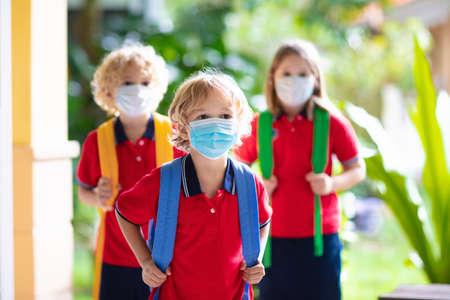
[{"x1": 0, "y1": 0, "x2": 15, "y2": 299}]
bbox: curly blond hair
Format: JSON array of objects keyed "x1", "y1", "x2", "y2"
[
  {"x1": 168, "y1": 71, "x2": 253, "y2": 152},
  {"x1": 91, "y1": 43, "x2": 169, "y2": 114}
]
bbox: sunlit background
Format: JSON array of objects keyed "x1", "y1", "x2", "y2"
[{"x1": 66, "y1": 0, "x2": 450, "y2": 299}]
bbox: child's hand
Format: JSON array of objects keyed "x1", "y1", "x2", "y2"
[
  {"x1": 305, "y1": 172, "x2": 334, "y2": 195},
  {"x1": 94, "y1": 177, "x2": 114, "y2": 211},
  {"x1": 240, "y1": 260, "x2": 265, "y2": 284},
  {"x1": 142, "y1": 257, "x2": 171, "y2": 288},
  {"x1": 263, "y1": 175, "x2": 278, "y2": 197}
]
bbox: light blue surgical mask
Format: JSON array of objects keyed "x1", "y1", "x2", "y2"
[{"x1": 189, "y1": 118, "x2": 238, "y2": 160}]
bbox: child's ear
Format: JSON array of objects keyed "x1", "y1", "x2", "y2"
[
  {"x1": 106, "y1": 91, "x2": 115, "y2": 102},
  {"x1": 314, "y1": 77, "x2": 320, "y2": 91},
  {"x1": 267, "y1": 72, "x2": 274, "y2": 87},
  {"x1": 314, "y1": 84, "x2": 320, "y2": 94}
]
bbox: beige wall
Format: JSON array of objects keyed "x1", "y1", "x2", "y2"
[{"x1": 430, "y1": 16, "x2": 450, "y2": 92}]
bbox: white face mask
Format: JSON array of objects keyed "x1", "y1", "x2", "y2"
[
  {"x1": 275, "y1": 76, "x2": 315, "y2": 107},
  {"x1": 115, "y1": 85, "x2": 158, "y2": 117}
]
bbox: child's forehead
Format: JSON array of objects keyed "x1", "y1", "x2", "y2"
[
  {"x1": 279, "y1": 54, "x2": 310, "y2": 69},
  {"x1": 190, "y1": 88, "x2": 235, "y2": 111},
  {"x1": 203, "y1": 88, "x2": 234, "y2": 104},
  {"x1": 122, "y1": 59, "x2": 152, "y2": 75}
]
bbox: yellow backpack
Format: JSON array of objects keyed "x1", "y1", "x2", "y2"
[{"x1": 93, "y1": 112, "x2": 174, "y2": 300}]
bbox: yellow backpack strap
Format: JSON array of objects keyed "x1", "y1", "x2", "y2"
[
  {"x1": 93, "y1": 118, "x2": 119, "y2": 300},
  {"x1": 153, "y1": 112, "x2": 174, "y2": 166},
  {"x1": 97, "y1": 118, "x2": 120, "y2": 204}
]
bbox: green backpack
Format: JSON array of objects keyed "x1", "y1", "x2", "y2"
[{"x1": 258, "y1": 106, "x2": 330, "y2": 267}]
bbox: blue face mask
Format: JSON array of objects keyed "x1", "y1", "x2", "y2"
[{"x1": 189, "y1": 118, "x2": 238, "y2": 160}]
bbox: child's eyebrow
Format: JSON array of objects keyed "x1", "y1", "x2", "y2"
[
  {"x1": 221, "y1": 109, "x2": 234, "y2": 114},
  {"x1": 219, "y1": 106, "x2": 235, "y2": 113},
  {"x1": 190, "y1": 108, "x2": 206, "y2": 114},
  {"x1": 190, "y1": 107, "x2": 234, "y2": 115}
]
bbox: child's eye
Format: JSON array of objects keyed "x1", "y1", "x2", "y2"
[
  {"x1": 142, "y1": 81, "x2": 150, "y2": 86},
  {"x1": 199, "y1": 114, "x2": 209, "y2": 120},
  {"x1": 283, "y1": 72, "x2": 291, "y2": 77},
  {"x1": 298, "y1": 72, "x2": 307, "y2": 77},
  {"x1": 123, "y1": 81, "x2": 133, "y2": 86},
  {"x1": 221, "y1": 114, "x2": 232, "y2": 119}
]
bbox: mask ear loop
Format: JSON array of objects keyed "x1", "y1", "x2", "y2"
[
  {"x1": 268, "y1": 72, "x2": 283, "y2": 116},
  {"x1": 306, "y1": 98, "x2": 315, "y2": 121}
]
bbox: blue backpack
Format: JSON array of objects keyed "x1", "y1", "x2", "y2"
[{"x1": 147, "y1": 157, "x2": 261, "y2": 300}]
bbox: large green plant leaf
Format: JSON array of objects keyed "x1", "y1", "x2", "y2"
[
  {"x1": 366, "y1": 154, "x2": 437, "y2": 282},
  {"x1": 411, "y1": 38, "x2": 450, "y2": 273}
]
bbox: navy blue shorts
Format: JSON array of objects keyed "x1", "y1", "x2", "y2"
[
  {"x1": 258, "y1": 233, "x2": 342, "y2": 300},
  {"x1": 99, "y1": 262, "x2": 150, "y2": 300}
]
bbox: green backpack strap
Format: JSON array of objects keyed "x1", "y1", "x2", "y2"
[
  {"x1": 258, "y1": 111, "x2": 273, "y2": 180},
  {"x1": 312, "y1": 106, "x2": 330, "y2": 257},
  {"x1": 257, "y1": 111, "x2": 273, "y2": 268},
  {"x1": 262, "y1": 230, "x2": 272, "y2": 268}
]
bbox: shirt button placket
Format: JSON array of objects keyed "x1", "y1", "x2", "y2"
[{"x1": 208, "y1": 206, "x2": 219, "y2": 234}]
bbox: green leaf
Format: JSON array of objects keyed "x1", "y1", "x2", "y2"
[
  {"x1": 365, "y1": 154, "x2": 437, "y2": 282},
  {"x1": 345, "y1": 102, "x2": 393, "y2": 164},
  {"x1": 411, "y1": 37, "x2": 450, "y2": 265}
]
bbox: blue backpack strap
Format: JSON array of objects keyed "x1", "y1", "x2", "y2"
[
  {"x1": 149, "y1": 157, "x2": 183, "y2": 300},
  {"x1": 146, "y1": 219, "x2": 155, "y2": 251},
  {"x1": 230, "y1": 159, "x2": 261, "y2": 300},
  {"x1": 151, "y1": 157, "x2": 260, "y2": 300}
]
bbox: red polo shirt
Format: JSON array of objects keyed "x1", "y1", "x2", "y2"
[
  {"x1": 233, "y1": 111, "x2": 359, "y2": 238},
  {"x1": 77, "y1": 115, "x2": 183, "y2": 267},
  {"x1": 116, "y1": 154, "x2": 272, "y2": 300}
]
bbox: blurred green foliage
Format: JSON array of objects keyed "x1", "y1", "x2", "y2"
[
  {"x1": 69, "y1": 0, "x2": 260, "y2": 142},
  {"x1": 69, "y1": 0, "x2": 430, "y2": 141},
  {"x1": 343, "y1": 210, "x2": 427, "y2": 300},
  {"x1": 224, "y1": 1, "x2": 431, "y2": 116}
]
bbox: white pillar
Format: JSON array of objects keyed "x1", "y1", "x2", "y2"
[{"x1": 11, "y1": 0, "x2": 79, "y2": 299}]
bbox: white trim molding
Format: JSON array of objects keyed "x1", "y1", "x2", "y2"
[{"x1": 0, "y1": 0, "x2": 15, "y2": 299}]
